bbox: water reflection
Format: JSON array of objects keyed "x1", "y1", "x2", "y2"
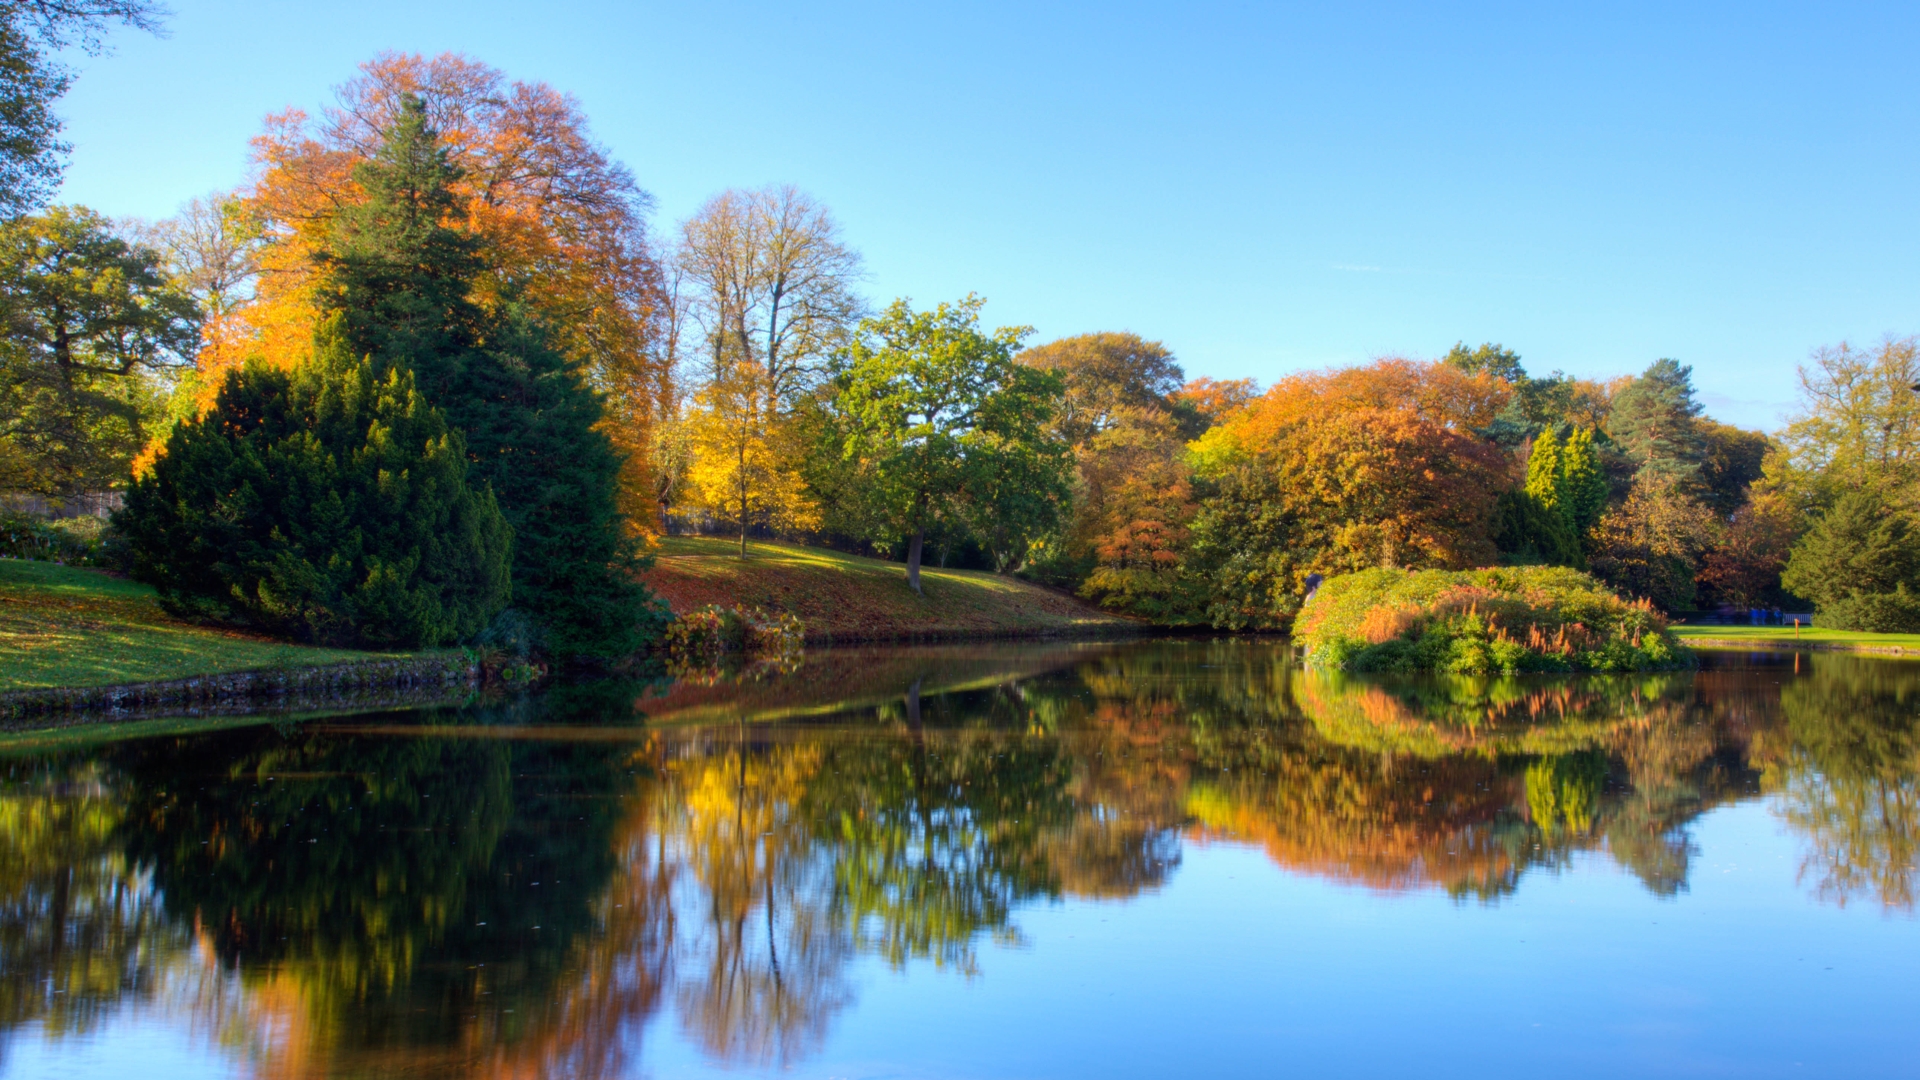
[{"x1": 0, "y1": 641, "x2": 1914, "y2": 1076}]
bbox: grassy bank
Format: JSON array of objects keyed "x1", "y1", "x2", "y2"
[
  {"x1": 0, "y1": 558, "x2": 422, "y2": 692},
  {"x1": 1672, "y1": 623, "x2": 1920, "y2": 655},
  {"x1": 641, "y1": 536, "x2": 1136, "y2": 643}
]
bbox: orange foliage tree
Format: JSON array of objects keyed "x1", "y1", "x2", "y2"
[
  {"x1": 214, "y1": 52, "x2": 669, "y2": 534},
  {"x1": 1187, "y1": 358, "x2": 1508, "y2": 629}
]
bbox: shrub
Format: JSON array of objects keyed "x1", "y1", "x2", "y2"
[
  {"x1": 0, "y1": 512, "x2": 101, "y2": 564},
  {"x1": 1295, "y1": 566, "x2": 1685, "y2": 674},
  {"x1": 114, "y1": 330, "x2": 512, "y2": 648}
]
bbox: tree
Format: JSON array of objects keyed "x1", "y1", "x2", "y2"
[
  {"x1": 0, "y1": 1, "x2": 164, "y2": 215},
  {"x1": 684, "y1": 358, "x2": 820, "y2": 555},
  {"x1": 1780, "y1": 336, "x2": 1920, "y2": 501},
  {"x1": 113, "y1": 320, "x2": 511, "y2": 647},
  {"x1": 1609, "y1": 358, "x2": 1706, "y2": 483},
  {"x1": 1698, "y1": 486, "x2": 1801, "y2": 608},
  {"x1": 1782, "y1": 490, "x2": 1920, "y2": 632},
  {"x1": 1698, "y1": 420, "x2": 1770, "y2": 517},
  {"x1": 0, "y1": 205, "x2": 199, "y2": 495},
  {"x1": 1560, "y1": 427, "x2": 1609, "y2": 536},
  {"x1": 1588, "y1": 474, "x2": 1719, "y2": 612},
  {"x1": 319, "y1": 96, "x2": 662, "y2": 660},
  {"x1": 1442, "y1": 340, "x2": 1525, "y2": 384},
  {"x1": 677, "y1": 185, "x2": 862, "y2": 407},
  {"x1": 1015, "y1": 332, "x2": 1205, "y2": 597},
  {"x1": 827, "y1": 296, "x2": 1066, "y2": 594},
  {"x1": 1188, "y1": 406, "x2": 1506, "y2": 629},
  {"x1": 236, "y1": 52, "x2": 672, "y2": 534}
]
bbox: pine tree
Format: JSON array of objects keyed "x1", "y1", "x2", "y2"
[
  {"x1": 1609, "y1": 359, "x2": 1706, "y2": 483},
  {"x1": 114, "y1": 319, "x2": 511, "y2": 647},
  {"x1": 318, "y1": 95, "x2": 664, "y2": 661}
]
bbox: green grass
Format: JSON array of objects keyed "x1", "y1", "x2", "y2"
[
  {"x1": 0, "y1": 558, "x2": 416, "y2": 692},
  {"x1": 1671, "y1": 623, "x2": 1920, "y2": 651},
  {"x1": 643, "y1": 536, "x2": 1134, "y2": 642}
]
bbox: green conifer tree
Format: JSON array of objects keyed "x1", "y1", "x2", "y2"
[
  {"x1": 1609, "y1": 359, "x2": 1706, "y2": 484},
  {"x1": 1560, "y1": 427, "x2": 1609, "y2": 536},
  {"x1": 1525, "y1": 428, "x2": 1567, "y2": 524},
  {"x1": 318, "y1": 95, "x2": 663, "y2": 660},
  {"x1": 114, "y1": 319, "x2": 511, "y2": 647},
  {"x1": 1782, "y1": 490, "x2": 1920, "y2": 632}
]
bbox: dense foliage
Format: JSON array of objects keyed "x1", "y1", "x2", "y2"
[
  {"x1": 114, "y1": 323, "x2": 511, "y2": 647},
  {"x1": 1294, "y1": 566, "x2": 1684, "y2": 674},
  {"x1": 316, "y1": 96, "x2": 663, "y2": 660}
]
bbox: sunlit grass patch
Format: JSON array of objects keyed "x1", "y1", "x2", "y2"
[
  {"x1": 0, "y1": 559, "x2": 407, "y2": 691},
  {"x1": 643, "y1": 537, "x2": 1132, "y2": 642}
]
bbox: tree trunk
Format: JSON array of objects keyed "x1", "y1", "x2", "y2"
[{"x1": 906, "y1": 527, "x2": 924, "y2": 595}]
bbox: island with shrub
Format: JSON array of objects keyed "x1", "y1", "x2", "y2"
[{"x1": 1294, "y1": 566, "x2": 1688, "y2": 674}]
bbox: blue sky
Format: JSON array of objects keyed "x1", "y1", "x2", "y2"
[{"x1": 52, "y1": 1, "x2": 1920, "y2": 429}]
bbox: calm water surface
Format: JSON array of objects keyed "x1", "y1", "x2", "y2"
[{"x1": 1, "y1": 640, "x2": 1915, "y2": 1079}]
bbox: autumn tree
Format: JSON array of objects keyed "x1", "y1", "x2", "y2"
[
  {"x1": 232, "y1": 52, "x2": 672, "y2": 532},
  {"x1": 684, "y1": 357, "x2": 820, "y2": 555},
  {"x1": 826, "y1": 296, "x2": 1068, "y2": 593},
  {"x1": 0, "y1": 205, "x2": 198, "y2": 495},
  {"x1": 1016, "y1": 332, "x2": 1208, "y2": 610},
  {"x1": 1187, "y1": 388, "x2": 1507, "y2": 629},
  {"x1": 318, "y1": 97, "x2": 662, "y2": 660},
  {"x1": 1587, "y1": 474, "x2": 1719, "y2": 612}
]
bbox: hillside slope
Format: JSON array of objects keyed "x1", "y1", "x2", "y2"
[{"x1": 640, "y1": 537, "x2": 1136, "y2": 643}]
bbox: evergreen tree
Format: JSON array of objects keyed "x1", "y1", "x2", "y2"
[
  {"x1": 1560, "y1": 427, "x2": 1609, "y2": 536},
  {"x1": 318, "y1": 95, "x2": 663, "y2": 660},
  {"x1": 114, "y1": 320, "x2": 510, "y2": 647},
  {"x1": 1783, "y1": 490, "x2": 1920, "y2": 632},
  {"x1": 1525, "y1": 428, "x2": 1567, "y2": 524},
  {"x1": 1609, "y1": 359, "x2": 1706, "y2": 483}
]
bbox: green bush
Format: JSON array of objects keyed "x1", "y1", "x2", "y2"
[
  {"x1": 1783, "y1": 490, "x2": 1920, "y2": 632},
  {"x1": 114, "y1": 330, "x2": 512, "y2": 648},
  {"x1": 1295, "y1": 565, "x2": 1685, "y2": 674}
]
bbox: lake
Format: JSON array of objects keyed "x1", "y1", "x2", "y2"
[{"x1": 0, "y1": 640, "x2": 1915, "y2": 1079}]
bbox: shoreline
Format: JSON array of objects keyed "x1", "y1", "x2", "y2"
[
  {"x1": 0, "y1": 653, "x2": 479, "y2": 723},
  {"x1": 1674, "y1": 634, "x2": 1920, "y2": 657}
]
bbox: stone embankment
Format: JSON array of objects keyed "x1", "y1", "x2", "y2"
[{"x1": 0, "y1": 653, "x2": 478, "y2": 724}]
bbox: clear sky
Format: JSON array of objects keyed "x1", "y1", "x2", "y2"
[{"x1": 50, "y1": 0, "x2": 1920, "y2": 429}]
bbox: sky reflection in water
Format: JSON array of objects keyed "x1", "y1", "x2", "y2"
[{"x1": 0, "y1": 641, "x2": 1915, "y2": 1079}]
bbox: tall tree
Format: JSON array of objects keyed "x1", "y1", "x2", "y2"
[
  {"x1": 320, "y1": 96, "x2": 662, "y2": 660},
  {"x1": 0, "y1": 1, "x2": 164, "y2": 215},
  {"x1": 1780, "y1": 336, "x2": 1920, "y2": 501},
  {"x1": 677, "y1": 185, "x2": 862, "y2": 407},
  {"x1": 828, "y1": 296, "x2": 1066, "y2": 594},
  {"x1": 1609, "y1": 358, "x2": 1706, "y2": 483},
  {"x1": 0, "y1": 205, "x2": 198, "y2": 494},
  {"x1": 236, "y1": 52, "x2": 672, "y2": 534},
  {"x1": 683, "y1": 357, "x2": 819, "y2": 555}
]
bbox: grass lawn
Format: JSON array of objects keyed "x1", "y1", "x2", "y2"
[
  {"x1": 641, "y1": 536, "x2": 1135, "y2": 642},
  {"x1": 1671, "y1": 623, "x2": 1920, "y2": 652},
  {"x1": 0, "y1": 558, "x2": 412, "y2": 692}
]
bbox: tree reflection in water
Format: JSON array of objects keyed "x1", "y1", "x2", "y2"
[{"x1": 0, "y1": 641, "x2": 1912, "y2": 1075}]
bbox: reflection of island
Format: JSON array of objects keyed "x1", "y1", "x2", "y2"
[{"x1": 0, "y1": 643, "x2": 1913, "y2": 1076}]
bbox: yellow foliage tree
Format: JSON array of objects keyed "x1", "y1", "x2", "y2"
[{"x1": 684, "y1": 360, "x2": 820, "y2": 555}]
